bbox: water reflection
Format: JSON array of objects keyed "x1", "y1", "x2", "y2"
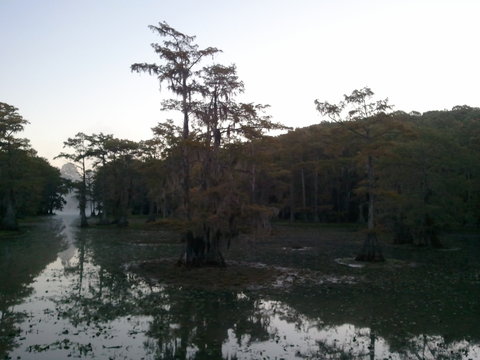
[
  {"x1": 0, "y1": 217, "x2": 64, "y2": 357},
  {"x1": 0, "y1": 215, "x2": 479, "y2": 359},
  {"x1": 57, "y1": 214, "x2": 78, "y2": 270}
]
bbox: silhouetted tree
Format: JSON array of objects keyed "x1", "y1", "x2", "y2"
[
  {"x1": 56, "y1": 133, "x2": 92, "y2": 227},
  {"x1": 315, "y1": 87, "x2": 393, "y2": 261},
  {"x1": 0, "y1": 103, "x2": 30, "y2": 230},
  {"x1": 87, "y1": 133, "x2": 114, "y2": 224},
  {"x1": 131, "y1": 21, "x2": 220, "y2": 221}
]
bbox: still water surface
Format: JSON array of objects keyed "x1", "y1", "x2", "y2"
[{"x1": 0, "y1": 215, "x2": 479, "y2": 359}]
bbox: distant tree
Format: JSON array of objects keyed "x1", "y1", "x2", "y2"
[
  {"x1": 378, "y1": 107, "x2": 480, "y2": 246},
  {"x1": 87, "y1": 133, "x2": 114, "y2": 224},
  {"x1": 85, "y1": 169, "x2": 96, "y2": 217},
  {"x1": 1, "y1": 103, "x2": 67, "y2": 226},
  {"x1": 137, "y1": 121, "x2": 182, "y2": 222},
  {"x1": 315, "y1": 87, "x2": 394, "y2": 261},
  {"x1": 102, "y1": 138, "x2": 139, "y2": 227},
  {"x1": 33, "y1": 157, "x2": 69, "y2": 215},
  {"x1": 56, "y1": 133, "x2": 91, "y2": 227},
  {"x1": 0, "y1": 102, "x2": 30, "y2": 230}
]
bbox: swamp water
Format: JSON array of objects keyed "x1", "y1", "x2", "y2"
[{"x1": 0, "y1": 215, "x2": 479, "y2": 359}]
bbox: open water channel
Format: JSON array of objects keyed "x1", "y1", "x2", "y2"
[{"x1": 0, "y1": 214, "x2": 479, "y2": 359}]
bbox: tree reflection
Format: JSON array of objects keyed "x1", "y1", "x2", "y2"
[
  {"x1": 53, "y1": 228, "x2": 271, "y2": 360},
  {"x1": 144, "y1": 290, "x2": 269, "y2": 359},
  {"x1": 50, "y1": 223, "x2": 480, "y2": 360},
  {"x1": 272, "y1": 280, "x2": 480, "y2": 360},
  {"x1": 400, "y1": 333, "x2": 477, "y2": 360},
  {"x1": 0, "y1": 219, "x2": 63, "y2": 357}
]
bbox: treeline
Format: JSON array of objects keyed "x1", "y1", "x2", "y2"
[
  {"x1": 57, "y1": 22, "x2": 480, "y2": 266},
  {"x1": 268, "y1": 105, "x2": 480, "y2": 245},
  {"x1": 0, "y1": 102, "x2": 68, "y2": 230},
  {"x1": 62, "y1": 105, "x2": 480, "y2": 240}
]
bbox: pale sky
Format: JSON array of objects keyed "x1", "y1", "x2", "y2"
[{"x1": 1, "y1": 0, "x2": 479, "y2": 167}]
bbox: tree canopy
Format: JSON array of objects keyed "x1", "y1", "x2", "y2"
[{"x1": 0, "y1": 102, "x2": 67, "y2": 230}]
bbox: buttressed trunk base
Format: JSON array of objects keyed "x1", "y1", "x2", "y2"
[
  {"x1": 355, "y1": 231, "x2": 385, "y2": 262},
  {"x1": 178, "y1": 230, "x2": 226, "y2": 267}
]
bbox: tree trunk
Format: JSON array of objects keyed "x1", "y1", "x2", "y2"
[
  {"x1": 162, "y1": 192, "x2": 167, "y2": 218},
  {"x1": 367, "y1": 156, "x2": 374, "y2": 232},
  {"x1": 116, "y1": 187, "x2": 129, "y2": 227},
  {"x1": 392, "y1": 218, "x2": 413, "y2": 245},
  {"x1": 423, "y1": 214, "x2": 442, "y2": 248},
  {"x1": 97, "y1": 170, "x2": 110, "y2": 225},
  {"x1": 356, "y1": 231, "x2": 384, "y2": 261},
  {"x1": 79, "y1": 159, "x2": 88, "y2": 228},
  {"x1": 313, "y1": 169, "x2": 319, "y2": 222},
  {"x1": 301, "y1": 167, "x2": 306, "y2": 209},
  {"x1": 289, "y1": 174, "x2": 295, "y2": 222},
  {"x1": 1, "y1": 191, "x2": 18, "y2": 231},
  {"x1": 344, "y1": 190, "x2": 351, "y2": 222},
  {"x1": 79, "y1": 200, "x2": 88, "y2": 227},
  {"x1": 178, "y1": 232, "x2": 209, "y2": 267},
  {"x1": 251, "y1": 164, "x2": 256, "y2": 203},
  {"x1": 204, "y1": 228, "x2": 226, "y2": 266},
  {"x1": 369, "y1": 331, "x2": 376, "y2": 360},
  {"x1": 181, "y1": 84, "x2": 191, "y2": 221},
  {"x1": 89, "y1": 199, "x2": 96, "y2": 217},
  {"x1": 77, "y1": 237, "x2": 85, "y2": 295},
  {"x1": 146, "y1": 200, "x2": 156, "y2": 223},
  {"x1": 357, "y1": 203, "x2": 366, "y2": 224},
  {"x1": 96, "y1": 182, "x2": 109, "y2": 224},
  {"x1": 356, "y1": 154, "x2": 384, "y2": 261},
  {"x1": 179, "y1": 124, "x2": 226, "y2": 267},
  {"x1": 98, "y1": 207, "x2": 110, "y2": 225}
]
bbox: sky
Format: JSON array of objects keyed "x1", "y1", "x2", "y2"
[{"x1": 1, "y1": 0, "x2": 479, "y2": 167}]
